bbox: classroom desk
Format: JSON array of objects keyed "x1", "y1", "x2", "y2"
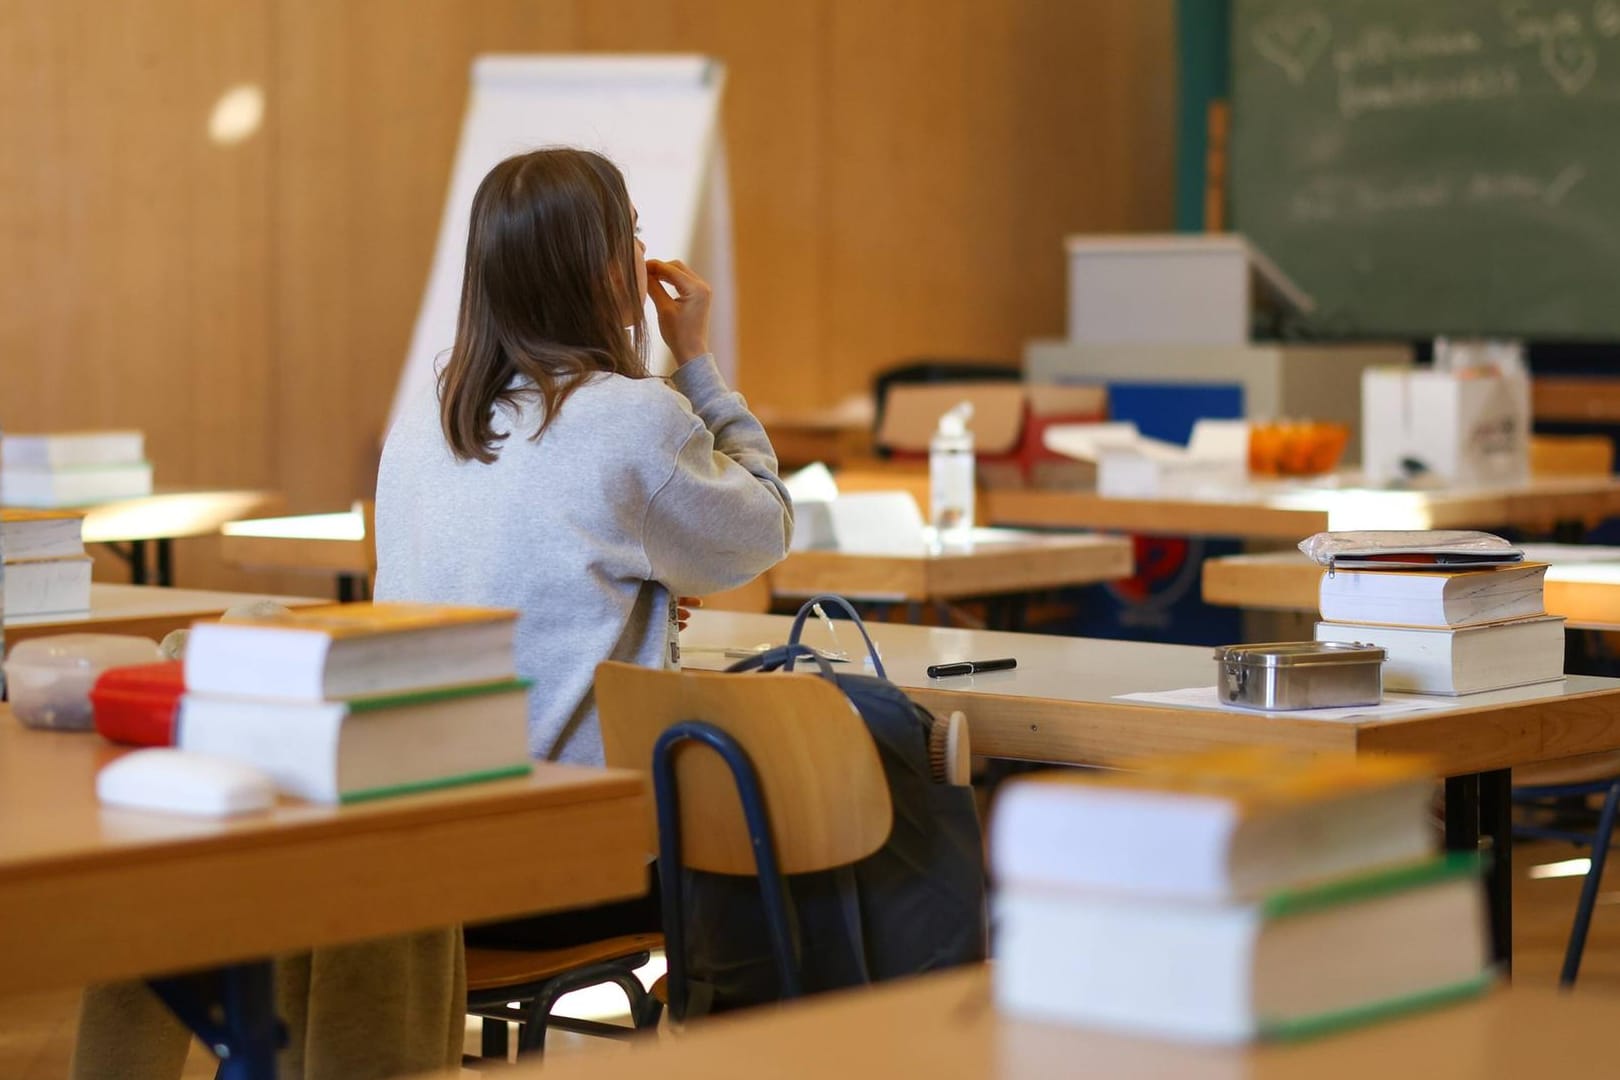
[
  {"x1": 770, "y1": 530, "x2": 1133, "y2": 607},
  {"x1": 756, "y1": 400, "x2": 875, "y2": 469},
  {"x1": 218, "y1": 510, "x2": 1132, "y2": 615},
  {"x1": 683, "y1": 610, "x2": 1620, "y2": 970},
  {"x1": 4, "y1": 584, "x2": 326, "y2": 646},
  {"x1": 220, "y1": 508, "x2": 372, "y2": 601},
  {"x1": 43, "y1": 487, "x2": 285, "y2": 586},
  {"x1": 507, "y1": 966, "x2": 1613, "y2": 1080},
  {"x1": 0, "y1": 710, "x2": 648, "y2": 1077},
  {"x1": 983, "y1": 474, "x2": 1620, "y2": 541},
  {"x1": 1202, "y1": 544, "x2": 1620, "y2": 630}
]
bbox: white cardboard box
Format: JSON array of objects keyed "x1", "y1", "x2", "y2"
[
  {"x1": 1361, "y1": 369, "x2": 1530, "y2": 487},
  {"x1": 1065, "y1": 234, "x2": 1312, "y2": 346}
]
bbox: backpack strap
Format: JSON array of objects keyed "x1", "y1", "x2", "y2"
[
  {"x1": 724, "y1": 642, "x2": 839, "y2": 682},
  {"x1": 787, "y1": 596, "x2": 887, "y2": 679}
]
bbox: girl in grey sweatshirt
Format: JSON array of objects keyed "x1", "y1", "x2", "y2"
[
  {"x1": 72, "y1": 148, "x2": 790, "y2": 1080},
  {"x1": 377, "y1": 150, "x2": 791, "y2": 766}
]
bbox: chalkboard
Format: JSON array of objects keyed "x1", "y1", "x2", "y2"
[{"x1": 1231, "y1": 0, "x2": 1620, "y2": 339}]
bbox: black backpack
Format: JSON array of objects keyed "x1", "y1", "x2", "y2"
[{"x1": 677, "y1": 596, "x2": 987, "y2": 1018}]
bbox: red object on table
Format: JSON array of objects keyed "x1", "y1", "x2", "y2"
[{"x1": 90, "y1": 661, "x2": 185, "y2": 747}]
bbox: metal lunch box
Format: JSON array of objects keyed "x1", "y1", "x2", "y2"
[{"x1": 1213, "y1": 641, "x2": 1386, "y2": 711}]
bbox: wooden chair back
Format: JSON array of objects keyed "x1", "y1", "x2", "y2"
[
  {"x1": 1529, "y1": 434, "x2": 1615, "y2": 477},
  {"x1": 595, "y1": 660, "x2": 892, "y2": 876},
  {"x1": 700, "y1": 573, "x2": 773, "y2": 614}
]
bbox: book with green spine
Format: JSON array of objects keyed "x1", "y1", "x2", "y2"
[
  {"x1": 994, "y1": 853, "x2": 1492, "y2": 1044},
  {"x1": 178, "y1": 677, "x2": 533, "y2": 805}
]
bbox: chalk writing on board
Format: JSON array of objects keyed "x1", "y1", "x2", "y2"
[
  {"x1": 1337, "y1": 63, "x2": 1520, "y2": 119},
  {"x1": 1287, "y1": 163, "x2": 1587, "y2": 223},
  {"x1": 1252, "y1": 10, "x2": 1332, "y2": 85}
]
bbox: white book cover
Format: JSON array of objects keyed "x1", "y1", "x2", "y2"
[
  {"x1": 177, "y1": 681, "x2": 532, "y2": 803},
  {"x1": 990, "y1": 770, "x2": 1433, "y2": 902},
  {"x1": 1318, "y1": 563, "x2": 1548, "y2": 629},
  {"x1": 994, "y1": 863, "x2": 1488, "y2": 1043},
  {"x1": 1315, "y1": 615, "x2": 1565, "y2": 695},
  {"x1": 2, "y1": 556, "x2": 92, "y2": 618},
  {"x1": 0, "y1": 462, "x2": 154, "y2": 508},
  {"x1": 2, "y1": 430, "x2": 145, "y2": 469},
  {"x1": 0, "y1": 510, "x2": 86, "y2": 561}
]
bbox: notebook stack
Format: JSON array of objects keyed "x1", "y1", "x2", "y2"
[
  {"x1": 990, "y1": 748, "x2": 1491, "y2": 1043},
  {"x1": 1, "y1": 430, "x2": 153, "y2": 508},
  {"x1": 1, "y1": 508, "x2": 92, "y2": 618},
  {"x1": 1311, "y1": 560, "x2": 1565, "y2": 694},
  {"x1": 177, "y1": 602, "x2": 533, "y2": 804}
]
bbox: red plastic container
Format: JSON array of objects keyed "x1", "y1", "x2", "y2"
[{"x1": 90, "y1": 661, "x2": 186, "y2": 747}]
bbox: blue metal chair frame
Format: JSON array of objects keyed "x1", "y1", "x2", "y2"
[
  {"x1": 652, "y1": 720, "x2": 802, "y2": 1023},
  {"x1": 1512, "y1": 776, "x2": 1620, "y2": 986}
]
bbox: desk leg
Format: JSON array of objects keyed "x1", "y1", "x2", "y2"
[
  {"x1": 148, "y1": 961, "x2": 283, "y2": 1080},
  {"x1": 155, "y1": 537, "x2": 174, "y2": 587},
  {"x1": 1481, "y1": 768, "x2": 1513, "y2": 976},
  {"x1": 128, "y1": 540, "x2": 149, "y2": 585},
  {"x1": 1447, "y1": 772, "x2": 1513, "y2": 975}
]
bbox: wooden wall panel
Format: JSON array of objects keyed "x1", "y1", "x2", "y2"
[
  {"x1": 822, "y1": 0, "x2": 1174, "y2": 399},
  {"x1": 2, "y1": 0, "x2": 1173, "y2": 595},
  {"x1": 0, "y1": 0, "x2": 275, "y2": 590}
]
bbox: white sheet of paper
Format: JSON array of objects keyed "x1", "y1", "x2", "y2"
[
  {"x1": 826, "y1": 492, "x2": 926, "y2": 553},
  {"x1": 1113, "y1": 685, "x2": 1455, "y2": 721},
  {"x1": 784, "y1": 462, "x2": 839, "y2": 504}
]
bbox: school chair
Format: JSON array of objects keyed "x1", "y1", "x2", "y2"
[
  {"x1": 1529, "y1": 433, "x2": 1615, "y2": 478},
  {"x1": 1512, "y1": 753, "x2": 1620, "y2": 986},
  {"x1": 870, "y1": 359, "x2": 1021, "y2": 456},
  {"x1": 463, "y1": 931, "x2": 664, "y2": 1059},
  {"x1": 594, "y1": 659, "x2": 893, "y2": 1022}
]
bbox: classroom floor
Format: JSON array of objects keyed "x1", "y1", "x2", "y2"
[{"x1": 4, "y1": 837, "x2": 1619, "y2": 1077}]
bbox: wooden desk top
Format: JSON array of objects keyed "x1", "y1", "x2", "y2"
[
  {"x1": 220, "y1": 508, "x2": 373, "y2": 575},
  {"x1": 4, "y1": 584, "x2": 327, "y2": 646},
  {"x1": 1202, "y1": 544, "x2": 1620, "y2": 631},
  {"x1": 215, "y1": 512, "x2": 1132, "y2": 604},
  {"x1": 0, "y1": 713, "x2": 648, "y2": 993},
  {"x1": 70, "y1": 487, "x2": 285, "y2": 543},
  {"x1": 509, "y1": 966, "x2": 1611, "y2": 1080},
  {"x1": 770, "y1": 531, "x2": 1133, "y2": 602},
  {"x1": 984, "y1": 474, "x2": 1620, "y2": 540},
  {"x1": 682, "y1": 611, "x2": 1620, "y2": 775}
]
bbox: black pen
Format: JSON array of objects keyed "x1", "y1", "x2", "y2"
[{"x1": 926, "y1": 657, "x2": 1017, "y2": 679}]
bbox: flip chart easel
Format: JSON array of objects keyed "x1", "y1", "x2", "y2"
[{"x1": 390, "y1": 55, "x2": 735, "y2": 429}]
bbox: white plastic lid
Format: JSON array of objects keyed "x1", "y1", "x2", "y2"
[
  {"x1": 3, "y1": 633, "x2": 162, "y2": 673},
  {"x1": 936, "y1": 401, "x2": 974, "y2": 436}
]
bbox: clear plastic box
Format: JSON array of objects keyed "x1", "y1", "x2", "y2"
[{"x1": 4, "y1": 634, "x2": 163, "y2": 731}]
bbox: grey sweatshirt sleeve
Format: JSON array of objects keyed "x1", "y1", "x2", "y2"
[{"x1": 640, "y1": 355, "x2": 794, "y2": 596}]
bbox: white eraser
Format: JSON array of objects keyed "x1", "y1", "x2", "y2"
[{"x1": 98, "y1": 749, "x2": 276, "y2": 818}]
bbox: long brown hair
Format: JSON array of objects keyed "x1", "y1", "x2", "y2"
[{"x1": 439, "y1": 148, "x2": 649, "y2": 462}]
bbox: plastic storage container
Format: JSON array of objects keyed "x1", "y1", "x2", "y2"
[
  {"x1": 90, "y1": 660, "x2": 186, "y2": 746},
  {"x1": 4, "y1": 634, "x2": 163, "y2": 730}
]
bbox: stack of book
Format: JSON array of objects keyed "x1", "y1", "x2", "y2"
[
  {"x1": 1, "y1": 430, "x2": 153, "y2": 508},
  {"x1": 2, "y1": 508, "x2": 92, "y2": 618},
  {"x1": 1312, "y1": 560, "x2": 1565, "y2": 694},
  {"x1": 991, "y1": 747, "x2": 1491, "y2": 1043},
  {"x1": 177, "y1": 601, "x2": 533, "y2": 804}
]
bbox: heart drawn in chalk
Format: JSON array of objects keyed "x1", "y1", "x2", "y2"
[
  {"x1": 1544, "y1": 36, "x2": 1597, "y2": 95},
  {"x1": 1253, "y1": 10, "x2": 1332, "y2": 86}
]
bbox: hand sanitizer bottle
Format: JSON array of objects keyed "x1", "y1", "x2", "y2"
[{"x1": 929, "y1": 402, "x2": 975, "y2": 543}]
